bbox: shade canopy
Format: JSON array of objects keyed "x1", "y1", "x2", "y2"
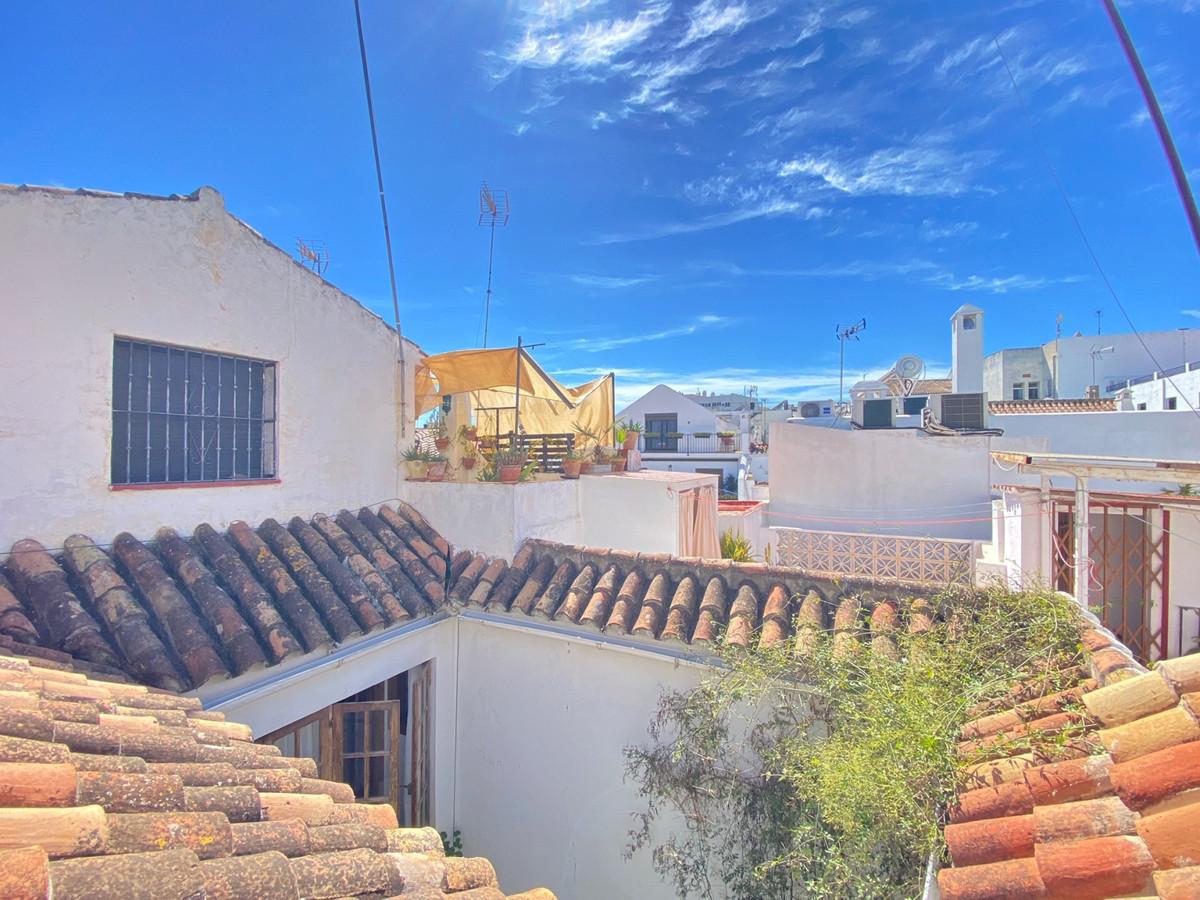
[{"x1": 416, "y1": 346, "x2": 614, "y2": 441}]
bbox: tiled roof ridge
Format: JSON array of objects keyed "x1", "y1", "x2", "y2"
[
  {"x1": 450, "y1": 539, "x2": 946, "y2": 652},
  {"x1": 2, "y1": 512, "x2": 974, "y2": 691},
  {"x1": 1, "y1": 501, "x2": 455, "y2": 694},
  {"x1": 0, "y1": 641, "x2": 555, "y2": 898},
  {"x1": 988, "y1": 397, "x2": 1117, "y2": 414},
  {"x1": 937, "y1": 610, "x2": 1200, "y2": 900}
]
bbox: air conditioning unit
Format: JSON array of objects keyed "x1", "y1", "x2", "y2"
[
  {"x1": 860, "y1": 398, "x2": 894, "y2": 429},
  {"x1": 939, "y1": 392, "x2": 986, "y2": 430}
]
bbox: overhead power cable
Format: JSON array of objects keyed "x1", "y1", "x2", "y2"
[{"x1": 991, "y1": 35, "x2": 1200, "y2": 421}]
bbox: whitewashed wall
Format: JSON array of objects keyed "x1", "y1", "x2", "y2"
[
  {"x1": 1053, "y1": 331, "x2": 1193, "y2": 396},
  {"x1": 402, "y1": 471, "x2": 716, "y2": 559},
  {"x1": 767, "y1": 421, "x2": 1002, "y2": 540},
  {"x1": 453, "y1": 616, "x2": 707, "y2": 899},
  {"x1": 617, "y1": 384, "x2": 718, "y2": 434},
  {"x1": 0, "y1": 185, "x2": 419, "y2": 549}
]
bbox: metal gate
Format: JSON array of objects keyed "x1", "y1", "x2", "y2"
[{"x1": 1051, "y1": 500, "x2": 1169, "y2": 662}]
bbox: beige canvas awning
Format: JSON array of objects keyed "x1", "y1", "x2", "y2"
[{"x1": 416, "y1": 346, "x2": 614, "y2": 442}]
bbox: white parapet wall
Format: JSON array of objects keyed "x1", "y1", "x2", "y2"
[{"x1": 400, "y1": 470, "x2": 718, "y2": 559}]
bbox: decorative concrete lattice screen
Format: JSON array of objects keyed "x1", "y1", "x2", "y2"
[{"x1": 775, "y1": 527, "x2": 975, "y2": 586}]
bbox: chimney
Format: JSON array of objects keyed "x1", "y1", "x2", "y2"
[{"x1": 951, "y1": 304, "x2": 984, "y2": 394}]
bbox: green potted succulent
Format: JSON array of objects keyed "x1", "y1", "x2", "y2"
[
  {"x1": 618, "y1": 419, "x2": 642, "y2": 450},
  {"x1": 431, "y1": 412, "x2": 451, "y2": 452},
  {"x1": 562, "y1": 447, "x2": 587, "y2": 479},
  {"x1": 402, "y1": 442, "x2": 428, "y2": 480},
  {"x1": 492, "y1": 447, "x2": 528, "y2": 484}
]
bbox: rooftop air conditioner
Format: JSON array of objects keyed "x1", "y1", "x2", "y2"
[{"x1": 939, "y1": 392, "x2": 986, "y2": 430}]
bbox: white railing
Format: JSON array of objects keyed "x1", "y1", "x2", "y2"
[{"x1": 774, "y1": 527, "x2": 975, "y2": 586}]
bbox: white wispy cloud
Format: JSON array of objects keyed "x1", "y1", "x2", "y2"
[
  {"x1": 497, "y1": 1, "x2": 669, "y2": 75},
  {"x1": 925, "y1": 272, "x2": 1088, "y2": 293},
  {"x1": 567, "y1": 273, "x2": 657, "y2": 289},
  {"x1": 1182, "y1": 309, "x2": 1200, "y2": 320},
  {"x1": 778, "y1": 140, "x2": 992, "y2": 197},
  {"x1": 918, "y1": 219, "x2": 979, "y2": 241},
  {"x1": 558, "y1": 314, "x2": 733, "y2": 351},
  {"x1": 588, "y1": 197, "x2": 811, "y2": 244},
  {"x1": 678, "y1": 1, "x2": 754, "y2": 48}
]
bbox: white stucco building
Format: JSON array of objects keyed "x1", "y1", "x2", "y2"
[
  {"x1": 617, "y1": 383, "x2": 749, "y2": 480},
  {"x1": 984, "y1": 327, "x2": 1195, "y2": 401},
  {"x1": 0, "y1": 183, "x2": 421, "y2": 550}
]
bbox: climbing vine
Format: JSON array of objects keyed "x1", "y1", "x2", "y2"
[{"x1": 625, "y1": 585, "x2": 1083, "y2": 899}]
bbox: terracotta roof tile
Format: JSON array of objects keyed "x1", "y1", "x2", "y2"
[
  {"x1": 938, "y1": 605, "x2": 1200, "y2": 900},
  {"x1": 988, "y1": 397, "x2": 1117, "y2": 414},
  {"x1": 0, "y1": 644, "x2": 553, "y2": 897}
]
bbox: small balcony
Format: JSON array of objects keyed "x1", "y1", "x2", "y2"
[{"x1": 639, "y1": 432, "x2": 741, "y2": 455}]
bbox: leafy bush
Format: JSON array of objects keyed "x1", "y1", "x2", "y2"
[
  {"x1": 625, "y1": 586, "x2": 1083, "y2": 899},
  {"x1": 720, "y1": 530, "x2": 754, "y2": 562}
]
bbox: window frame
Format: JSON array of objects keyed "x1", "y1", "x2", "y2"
[
  {"x1": 1012, "y1": 383, "x2": 1025, "y2": 401},
  {"x1": 110, "y1": 336, "x2": 279, "y2": 490}
]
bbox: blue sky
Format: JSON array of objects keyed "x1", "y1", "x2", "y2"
[{"x1": 4, "y1": 1, "x2": 1199, "y2": 406}]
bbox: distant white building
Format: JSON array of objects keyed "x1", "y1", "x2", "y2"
[
  {"x1": 1111, "y1": 361, "x2": 1200, "y2": 412},
  {"x1": 984, "y1": 327, "x2": 1195, "y2": 401},
  {"x1": 618, "y1": 384, "x2": 749, "y2": 481}
]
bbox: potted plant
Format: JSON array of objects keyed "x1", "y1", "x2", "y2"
[
  {"x1": 493, "y1": 447, "x2": 528, "y2": 484},
  {"x1": 562, "y1": 447, "x2": 586, "y2": 479},
  {"x1": 618, "y1": 419, "x2": 642, "y2": 450},
  {"x1": 426, "y1": 451, "x2": 449, "y2": 482},
  {"x1": 693, "y1": 431, "x2": 711, "y2": 438},
  {"x1": 460, "y1": 444, "x2": 478, "y2": 471},
  {"x1": 717, "y1": 431, "x2": 735, "y2": 451},
  {"x1": 431, "y1": 412, "x2": 451, "y2": 452},
  {"x1": 589, "y1": 446, "x2": 616, "y2": 474},
  {"x1": 611, "y1": 451, "x2": 627, "y2": 473},
  {"x1": 458, "y1": 422, "x2": 478, "y2": 443},
  {"x1": 402, "y1": 442, "x2": 428, "y2": 480}
]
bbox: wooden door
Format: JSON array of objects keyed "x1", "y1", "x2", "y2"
[
  {"x1": 408, "y1": 661, "x2": 432, "y2": 826},
  {"x1": 331, "y1": 701, "x2": 401, "y2": 809}
]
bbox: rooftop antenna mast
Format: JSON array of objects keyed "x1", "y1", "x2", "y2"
[
  {"x1": 835, "y1": 318, "x2": 867, "y2": 407},
  {"x1": 478, "y1": 182, "x2": 510, "y2": 348}
]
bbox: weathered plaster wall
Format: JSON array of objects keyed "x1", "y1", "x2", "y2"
[
  {"x1": 0, "y1": 186, "x2": 418, "y2": 549},
  {"x1": 401, "y1": 470, "x2": 716, "y2": 560},
  {"x1": 453, "y1": 616, "x2": 705, "y2": 900}
]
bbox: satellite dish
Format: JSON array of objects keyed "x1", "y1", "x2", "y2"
[{"x1": 895, "y1": 355, "x2": 924, "y2": 379}]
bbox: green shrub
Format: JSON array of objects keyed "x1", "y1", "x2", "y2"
[
  {"x1": 720, "y1": 530, "x2": 754, "y2": 562},
  {"x1": 625, "y1": 586, "x2": 1083, "y2": 899}
]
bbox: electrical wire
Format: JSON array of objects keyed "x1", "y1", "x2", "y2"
[{"x1": 992, "y1": 36, "x2": 1200, "y2": 421}]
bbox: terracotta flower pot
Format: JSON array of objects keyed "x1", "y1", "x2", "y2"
[
  {"x1": 462, "y1": 456, "x2": 477, "y2": 470},
  {"x1": 611, "y1": 456, "x2": 627, "y2": 473},
  {"x1": 435, "y1": 437, "x2": 451, "y2": 452},
  {"x1": 499, "y1": 463, "x2": 523, "y2": 483},
  {"x1": 579, "y1": 461, "x2": 595, "y2": 475},
  {"x1": 405, "y1": 460, "x2": 428, "y2": 480},
  {"x1": 562, "y1": 458, "x2": 583, "y2": 478},
  {"x1": 426, "y1": 461, "x2": 448, "y2": 482},
  {"x1": 465, "y1": 427, "x2": 478, "y2": 441},
  {"x1": 623, "y1": 433, "x2": 639, "y2": 450}
]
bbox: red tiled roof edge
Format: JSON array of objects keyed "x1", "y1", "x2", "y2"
[{"x1": 936, "y1": 607, "x2": 1200, "y2": 900}]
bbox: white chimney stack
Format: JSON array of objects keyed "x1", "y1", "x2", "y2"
[{"x1": 951, "y1": 304, "x2": 984, "y2": 394}]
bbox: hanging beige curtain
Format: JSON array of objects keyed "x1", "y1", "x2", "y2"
[
  {"x1": 678, "y1": 485, "x2": 720, "y2": 558},
  {"x1": 693, "y1": 484, "x2": 720, "y2": 559},
  {"x1": 677, "y1": 489, "x2": 697, "y2": 558},
  {"x1": 475, "y1": 375, "x2": 614, "y2": 441}
]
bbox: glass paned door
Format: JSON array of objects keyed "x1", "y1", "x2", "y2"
[
  {"x1": 644, "y1": 414, "x2": 678, "y2": 451},
  {"x1": 332, "y1": 700, "x2": 401, "y2": 808}
]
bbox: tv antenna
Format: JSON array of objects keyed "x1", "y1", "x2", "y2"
[
  {"x1": 835, "y1": 318, "x2": 867, "y2": 405},
  {"x1": 296, "y1": 239, "x2": 329, "y2": 275},
  {"x1": 478, "y1": 181, "x2": 511, "y2": 347}
]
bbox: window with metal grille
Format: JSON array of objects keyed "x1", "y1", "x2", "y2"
[{"x1": 111, "y1": 338, "x2": 277, "y2": 486}]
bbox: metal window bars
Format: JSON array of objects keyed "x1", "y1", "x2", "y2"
[{"x1": 111, "y1": 338, "x2": 277, "y2": 485}]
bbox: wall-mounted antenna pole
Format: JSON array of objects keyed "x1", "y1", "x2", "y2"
[
  {"x1": 835, "y1": 318, "x2": 867, "y2": 406},
  {"x1": 479, "y1": 182, "x2": 511, "y2": 348}
]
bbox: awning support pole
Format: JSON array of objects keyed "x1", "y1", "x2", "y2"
[
  {"x1": 514, "y1": 336, "x2": 522, "y2": 439},
  {"x1": 1074, "y1": 476, "x2": 1090, "y2": 610}
]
